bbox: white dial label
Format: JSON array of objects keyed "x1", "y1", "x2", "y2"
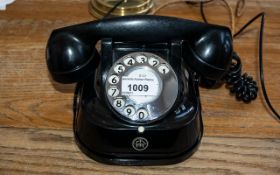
[
  {"x1": 108, "y1": 87, "x2": 119, "y2": 97},
  {"x1": 113, "y1": 99, "x2": 125, "y2": 108},
  {"x1": 114, "y1": 64, "x2": 125, "y2": 74},
  {"x1": 148, "y1": 57, "x2": 160, "y2": 67},
  {"x1": 136, "y1": 55, "x2": 147, "y2": 63},
  {"x1": 121, "y1": 67, "x2": 162, "y2": 104},
  {"x1": 158, "y1": 64, "x2": 170, "y2": 74},
  {"x1": 137, "y1": 109, "x2": 149, "y2": 119},
  {"x1": 124, "y1": 57, "x2": 135, "y2": 66},
  {"x1": 124, "y1": 106, "x2": 136, "y2": 116},
  {"x1": 108, "y1": 75, "x2": 119, "y2": 84}
]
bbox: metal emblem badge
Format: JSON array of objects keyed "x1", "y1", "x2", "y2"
[{"x1": 132, "y1": 137, "x2": 149, "y2": 151}]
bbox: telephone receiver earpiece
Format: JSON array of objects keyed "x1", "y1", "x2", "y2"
[
  {"x1": 46, "y1": 15, "x2": 232, "y2": 83},
  {"x1": 185, "y1": 27, "x2": 233, "y2": 80}
]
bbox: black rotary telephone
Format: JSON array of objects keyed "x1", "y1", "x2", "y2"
[{"x1": 46, "y1": 15, "x2": 233, "y2": 165}]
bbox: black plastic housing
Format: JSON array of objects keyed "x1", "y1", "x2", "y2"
[
  {"x1": 46, "y1": 15, "x2": 232, "y2": 83},
  {"x1": 45, "y1": 15, "x2": 234, "y2": 165},
  {"x1": 73, "y1": 40, "x2": 203, "y2": 165}
]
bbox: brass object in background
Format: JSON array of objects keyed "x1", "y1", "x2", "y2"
[{"x1": 89, "y1": 0, "x2": 154, "y2": 18}]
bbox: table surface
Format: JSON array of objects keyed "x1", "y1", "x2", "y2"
[{"x1": 0, "y1": 0, "x2": 279, "y2": 174}]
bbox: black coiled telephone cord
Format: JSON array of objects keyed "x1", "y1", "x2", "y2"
[
  {"x1": 228, "y1": 13, "x2": 279, "y2": 120},
  {"x1": 224, "y1": 52, "x2": 258, "y2": 103}
]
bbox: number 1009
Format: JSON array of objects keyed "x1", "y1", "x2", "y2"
[{"x1": 128, "y1": 84, "x2": 149, "y2": 92}]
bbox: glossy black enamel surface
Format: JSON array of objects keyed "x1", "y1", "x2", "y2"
[
  {"x1": 45, "y1": 15, "x2": 233, "y2": 165},
  {"x1": 46, "y1": 15, "x2": 232, "y2": 83},
  {"x1": 186, "y1": 29, "x2": 233, "y2": 80},
  {"x1": 73, "y1": 41, "x2": 203, "y2": 165}
]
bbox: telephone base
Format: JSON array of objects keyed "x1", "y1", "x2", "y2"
[
  {"x1": 73, "y1": 98, "x2": 203, "y2": 165},
  {"x1": 74, "y1": 129, "x2": 202, "y2": 166}
]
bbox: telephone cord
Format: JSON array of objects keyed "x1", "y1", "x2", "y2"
[{"x1": 200, "y1": 3, "x2": 279, "y2": 120}]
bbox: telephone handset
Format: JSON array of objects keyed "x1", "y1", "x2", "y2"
[{"x1": 46, "y1": 15, "x2": 232, "y2": 165}]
